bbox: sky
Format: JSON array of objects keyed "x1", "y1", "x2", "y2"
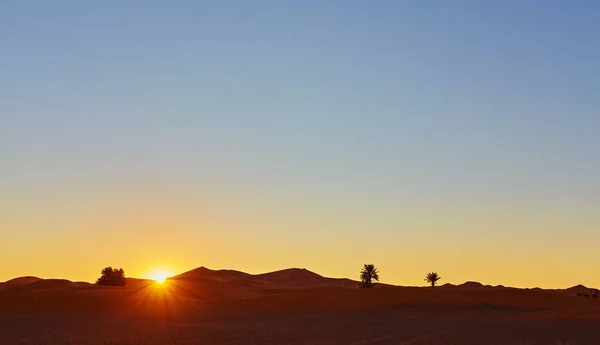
[{"x1": 1, "y1": 1, "x2": 599, "y2": 288}]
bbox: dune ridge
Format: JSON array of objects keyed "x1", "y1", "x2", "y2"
[
  {"x1": 171, "y1": 266, "x2": 361, "y2": 288},
  {"x1": 3, "y1": 267, "x2": 597, "y2": 293},
  {"x1": 2, "y1": 266, "x2": 600, "y2": 345}
]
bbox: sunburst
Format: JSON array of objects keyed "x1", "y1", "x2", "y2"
[{"x1": 148, "y1": 270, "x2": 173, "y2": 284}]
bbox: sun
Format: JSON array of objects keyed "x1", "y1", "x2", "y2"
[{"x1": 148, "y1": 270, "x2": 173, "y2": 284}]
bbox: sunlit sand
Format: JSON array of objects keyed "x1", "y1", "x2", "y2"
[{"x1": 1, "y1": 266, "x2": 599, "y2": 344}]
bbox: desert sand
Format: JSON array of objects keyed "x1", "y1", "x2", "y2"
[{"x1": 1, "y1": 267, "x2": 599, "y2": 344}]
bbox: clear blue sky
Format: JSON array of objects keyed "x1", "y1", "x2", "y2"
[{"x1": 1, "y1": 1, "x2": 599, "y2": 287}]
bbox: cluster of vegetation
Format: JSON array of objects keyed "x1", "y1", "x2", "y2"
[
  {"x1": 359, "y1": 264, "x2": 442, "y2": 288},
  {"x1": 359, "y1": 264, "x2": 379, "y2": 288},
  {"x1": 94, "y1": 264, "x2": 595, "y2": 297},
  {"x1": 576, "y1": 289, "x2": 599, "y2": 298},
  {"x1": 96, "y1": 267, "x2": 127, "y2": 286}
]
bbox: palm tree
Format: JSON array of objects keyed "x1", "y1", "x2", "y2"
[
  {"x1": 360, "y1": 264, "x2": 379, "y2": 288},
  {"x1": 425, "y1": 272, "x2": 441, "y2": 287}
]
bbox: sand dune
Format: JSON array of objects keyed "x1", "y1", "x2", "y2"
[
  {"x1": 1, "y1": 268, "x2": 597, "y2": 316},
  {"x1": 11, "y1": 279, "x2": 92, "y2": 290},
  {"x1": 1, "y1": 268, "x2": 599, "y2": 344},
  {"x1": 0, "y1": 276, "x2": 42, "y2": 287},
  {"x1": 0, "y1": 276, "x2": 42, "y2": 292},
  {"x1": 172, "y1": 266, "x2": 254, "y2": 282},
  {"x1": 456, "y1": 281, "x2": 485, "y2": 289},
  {"x1": 173, "y1": 266, "x2": 359, "y2": 288},
  {"x1": 0, "y1": 278, "x2": 91, "y2": 292},
  {"x1": 565, "y1": 284, "x2": 595, "y2": 294}
]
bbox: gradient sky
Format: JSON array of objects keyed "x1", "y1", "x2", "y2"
[{"x1": 1, "y1": 1, "x2": 599, "y2": 288}]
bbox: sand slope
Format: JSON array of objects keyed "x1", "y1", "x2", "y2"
[
  {"x1": 1, "y1": 268, "x2": 599, "y2": 344},
  {"x1": 172, "y1": 266, "x2": 360, "y2": 288},
  {"x1": 1, "y1": 267, "x2": 598, "y2": 317},
  {"x1": 0, "y1": 276, "x2": 42, "y2": 291}
]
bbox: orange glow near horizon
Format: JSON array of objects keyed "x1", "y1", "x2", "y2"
[{"x1": 148, "y1": 270, "x2": 174, "y2": 284}]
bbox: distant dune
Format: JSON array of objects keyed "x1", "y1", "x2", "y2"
[
  {"x1": 1, "y1": 265, "x2": 600, "y2": 345},
  {"x1": 0, "y1": 278, "x2": 92, "y2": 292},
  {"x1": 2, "y1": 270, "x2": 600, "y2": 344},
  {"x1": 26, "y1": 279, "x2": 93, "y2": 290},
  {"x1": 2, "y1": 269, "x2": 596, "y2": 295},
  {"x1": 172, "y1": 266, "x2": 254, "y2": 282},
  {"x1": 565, "y1": 284, "x2": 590, "y2": 292},
  {"x1": 17, "y1": 279, "x2": 77, "y2": 290},
  {"x1": 0, "y1": 276, "x2": 43, "y2": 291},
  {"x1": 172, "y1": 266, "x2": 360, "y2": 288},
  {"x1": 457, "y1": 281, "x2": 485, "y2": 289},
  {"x1": 3, "y1": 276, "x2": 42, "y2": 285}
]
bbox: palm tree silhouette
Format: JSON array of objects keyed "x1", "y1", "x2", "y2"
[
  {"x1": 425, "y1": 272, "x2": 441, "y2": 287},
  {"x1": 360, "y1": 264, "x2": 379, "y2": 288}
]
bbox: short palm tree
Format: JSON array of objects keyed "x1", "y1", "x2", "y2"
[
  {"x1": 425, "y1": 272, "x2": 441, "y2": 287},
  {"x1": 360, "y1": 264, "x2": 379, "y2": 288}
]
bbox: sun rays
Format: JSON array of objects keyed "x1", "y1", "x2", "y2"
[
  {"x1": 148, "y1": 269, "x2": 174, "y2": 284},
  {"x1": 122, "y1": 278, "x2": 191, "y2": 319}
]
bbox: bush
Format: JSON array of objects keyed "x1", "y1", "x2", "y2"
[{"x1": 96, "y1": 267, "x2": 127, "y2": 286}]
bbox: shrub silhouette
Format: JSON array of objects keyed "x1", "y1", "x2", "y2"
[
  {"x1": 593, "y1": 289, "x2": 599, "y2": 298},
  {"x1": 425, "y1": 272, "x2": 441, "y2": 287},
  {"x1": 96, "y1": 267, "x2": 127, "y2": 286},
  {"x1": 359, "y1": 264, "x2": 379, "y2": 288}
]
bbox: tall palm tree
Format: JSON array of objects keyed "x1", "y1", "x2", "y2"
[
  {"x1": 425, "y1": 272, "x2": 441, "y2": 287},
  {"x1": 360, "y1": 264, "x2": 379, "y2": 288}
]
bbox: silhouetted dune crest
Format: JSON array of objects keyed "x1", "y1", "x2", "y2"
[
  {"x1": 0, "y1": 276, "x2": 43, "y2": 291},
  {"x1": 457, "y1": 281, "x2": 486, "y2": 289},
  {"x1": 440, "y1": 283, "x2": 456, "y2": 288},
  {"x1": 255, "y1": 268, "x2": 323, "y2": 283},
  {"x1": 27, "y1": 279, "x2": 74, "y2": 288},
  {"x1": 3, "y1": 276, "x2": 42, "y2": 285},
  {"x1": 1, "y1": 278, "x2": 94, "y2": 291},
  {"x1": 173, "y1": 266, "x2": 253, "y2": 282},
  {"x1": 566, "y1": 284, "x2": 588, "y2": 291},
  {"x1": 173, "y1": 267, "x2": 358, "y2": 288}
]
